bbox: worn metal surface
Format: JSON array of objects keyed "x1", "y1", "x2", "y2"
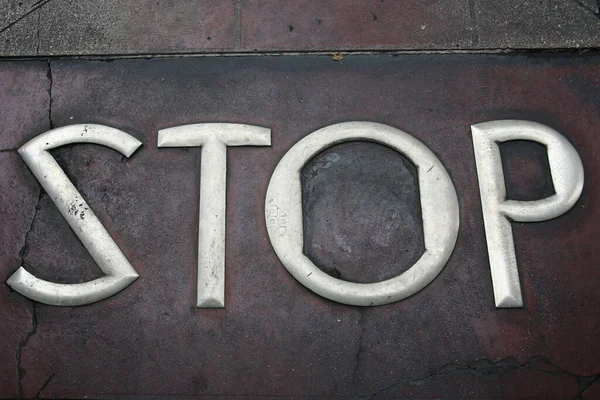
[
  {"x1": 158, "y1": 123, "x2": 271, "y2": 308},
  {"x1": 266, "y1": 121, "x2": 459, "y2": 306},
  {"x1": 472, "y1": 120, "x2": 585, "y2": 308},
  {"x1": 0, "y1": 54, "x2": 599, "y2": 398},
  {"x1": 7, "y1": 124, "x2": 141, "y2": 306}
]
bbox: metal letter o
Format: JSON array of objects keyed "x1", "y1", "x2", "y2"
[{"x1": 265, "y1": 122, "x2": 460, "y2": 306}]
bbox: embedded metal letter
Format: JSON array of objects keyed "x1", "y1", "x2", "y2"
[
  {"x1": 471, "y1": 120, "x2": 584, "y2": 308},
  {"x1": 158, "y1": 123, "x2": 271, "y2": 308},
  {"x1": 265, "y1": 122, "x2": 460, "y2": 306},
  {"x1": 6, "y1": 124, "x2": 142, "y2": 306}
]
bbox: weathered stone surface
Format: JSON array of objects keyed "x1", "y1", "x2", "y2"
[
  {"x1": 0, "y1": 54, "x2": 598, "y2": 398},
  {"x1": 583, "y1": 378, "x2": 600, "y2": 399},
  {"x1": 474, "y1": 0, "x2": 600, "y2": 49},
  {"x1": 1, "y1": 0, "x2": 599, "y2": 56},
  {"x1": 579, "y1": 0, "x2": 600, "y2": 14},
  {"x1": 0, "y1": 61, "x2": 50, "y2": 150},
  {"x1": 0, "y1": 65, "x2": 50, "y2": 399},
  {"x1": 0, "y1": 152, "x2": 42, "y2": 398},
  {"x1": 240, "y1": 0, "x2": 472, "y2": 51},
  {"x1": 0, "y1": 0, "x2": 237, "y2": 56},
  {"x1": 0, "y1": 0, "x2": 39, "y2": 55}
]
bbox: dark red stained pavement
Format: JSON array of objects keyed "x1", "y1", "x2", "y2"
[
  {"x1": 0, "y1": 54, "x2": 599, "y2": 399},
  {"x1": 240, "y1": 0, "x2": 471, "y2": 51}
]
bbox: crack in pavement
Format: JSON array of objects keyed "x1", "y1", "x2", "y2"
[
  {"x1": 15, "y1": 301, "x2": 38, "y2": 399},
  {"x1": 468, "y1": 0, "x2": 479, "y2": 46},
  {"x1": 47, "y1": 59, "x2": 53, "y2": 129},
  {"x1": 351, "y1": 310, "x2": 366, "y2": 389},
  {"x1": 370, "y1": 355, "x2": 600, "y2": 398},
  {"x1": 10, "y1": 66, "x2": 53, "y2": 394},
  {"x1": 17, "y1": 189, "x2": 44, "y2": 273},
  {"x1": 234, "y1": 0, "x2": 244, "y2": 49},
  {"x1": 10, "y1": 183, "x2": 45, "y2": 399},
  {"x1": 581, "y1": 375, "x2": 600, "y2": 399},
  {"x1": 0, "y1": 0, "x2": 53, "y2": 35},
  {"x1": 35, "y1": 373, "x2": 55, "y2": 399},
  {"x1": 572, "y1": 0, "x2": 600, "y2": 16},
  {"x1": 35, "y1": 8, "x2": 41, "y2": 56}
]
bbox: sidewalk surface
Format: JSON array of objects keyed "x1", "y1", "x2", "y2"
[
  {"x1": 1, "y1": 1, "x2": 599, "y2": 400},
  {"x1": 1, "y1": 0, "x2": 599, "y2": 55}
]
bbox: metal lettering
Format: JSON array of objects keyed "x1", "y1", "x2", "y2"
[
  {"x1": 265, "y1": 122, "x2": 460, "y2": 306},
  {"x1": 158, "y1": 123, "x2": 271, "y2": 308},
  {"x1": 7, "y1": 124, "x2": 142, "y2": 306},
  {"x1": 471, "y1": 120, "x2": 584, "y2": 308}
]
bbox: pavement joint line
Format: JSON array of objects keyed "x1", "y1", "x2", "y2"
[
  {"x1": 35, "y1": 7, "x2": 41, "y2": 56},
  {"x1": 47, "y1": 59, "x2": 53, "y2": 130},
  {"x1": 0, "y1": 47, "x2": 599, "y2": 62},
  {"x1": 573, "y1": 0, "x2": 600, "y2": 15},
  {"x1": 234, "y1": 0, "x2": 244, "y2": 49},
  {"x1": 468, "y1": 0, "x2": 479, "y2": 46}
]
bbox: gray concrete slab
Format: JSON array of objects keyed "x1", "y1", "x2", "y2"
[
  {"x1": 1, "y1": 0, "x2": 38, "y2": 30},
  {"x1": 578, "y1": 0, "x2": 600, "y2": 14},
  {"x1": 0, "y1": 0, "x2": 39, "y2": 55},
  {"x1": 0, "y1": 0, "x2": 237, "y2": 56},
  {"x1": 0, "y1": 0, "x2": 598, "y2": 56},
  {"x1": 474, "y1": 0, "x2": 600, "y2": 49}
]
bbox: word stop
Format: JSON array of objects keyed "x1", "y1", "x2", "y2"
[{"x1": 7, "y1": 121, "x2": 584, "y2": 309}]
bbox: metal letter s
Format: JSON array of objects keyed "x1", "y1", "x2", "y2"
[{"x1": 7, "y1": 124, "x2": 142, "y2": 306}]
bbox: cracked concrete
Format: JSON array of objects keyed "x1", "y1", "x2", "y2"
[
  {"x1": 473, "y1": 0, "x2": 600, "y2": 49},
  {"x1": 15, "y1": 191, "x2": 45, "y2": 282},
  {"x1": 0, "y1": 2, "x2": 597, "y2": 400},
  {"x1": 46, "y1": 60, "x2": 53, "y2": 129},
  {"x1": 351, "y1": 311, "x2": 365, "y2": 388},
  {"x1": 17, "y1": 189, "x2": 44, "y2": 273},
  {"x1": 411, "y1": 356, "x2": 599, "y2": 391},
  {"x1": 0, "y1": 149, "x2": 43, "y2": 397},
  {"x1": 0, "y1": 60, "x2": 52, "y2": 399},
  {"x1": 34, "y1": 7, "x2": 39, "y2": 56},
  {"x1": 0, "y1": 59, "x2": 52, "y2": 399},
  {"x1": 34, "y1": 373, "x2": 54, "y2": 399},
  {"x1": 0, "y1": 0, "x2": 51, "y2": 35},
  {"x1": 0, "y1": 0, "x2": 48, "y2": 55},
  {"x1": 572, "y1": 0, "x2": 600, "y2": 16},
  {"x1": 7, "y1": 163, "x2": 43, "y2": 400},
  {"x1": 234, "y1": 0, "x2": 243, "y2": 49},
  {"x1": 371, "y1": 356, "x2": 600, "y2": 398},
  {"x1": 15, "y1": 302, "x2": 37, "y2": 399},
  {"x1": 0, "y1": 0, "x2": 599, "y2": 56},
  {"x1": 1, "y1": 52, "x2": 600, "y2": 399},
  {"x1": 468, "y1": 0, "x2": 479, "y2": 46},
  {"x1": 582, "y1": 376, "x2": 600, "y2": 399}
]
